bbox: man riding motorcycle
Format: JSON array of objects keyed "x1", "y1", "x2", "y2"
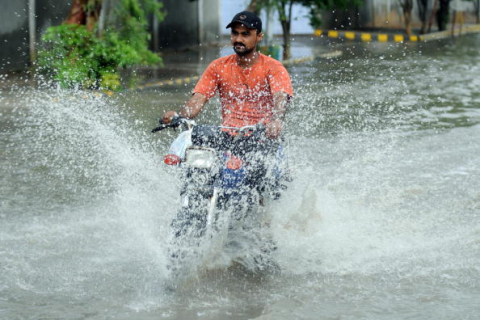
[
  {"x1": 162, "y1": 11, "x2": 293, "y2": 138},
  {"x1": 161, "y1": 11, "x2": 293, "y2": 274}
]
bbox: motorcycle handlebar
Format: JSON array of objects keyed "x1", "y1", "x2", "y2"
[
  {"x1": 152, "y1": 117, "x2": 266, "y2": 135},
  {"x1": 151, "y1": 117, "x2": 193, "y2": 133}
]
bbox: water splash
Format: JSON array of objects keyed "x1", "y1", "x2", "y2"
[
  {"x1": 2, "y1": 36, "x2": 480, "y2": 318},
  {"x1": 1, "y1": 89, "x2": 178, "y2": 311}
]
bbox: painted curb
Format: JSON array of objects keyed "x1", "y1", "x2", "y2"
[
  {"x1": 317, "y1": 29, "x2": 419, "y2": 42},
  {"x1": 316, "y1": 25, "x2": 480, "y2": 43}
]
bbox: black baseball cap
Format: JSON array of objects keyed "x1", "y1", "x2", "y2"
[{"x1": 226, "y1": 11, "x2": 262, "y2": 33}]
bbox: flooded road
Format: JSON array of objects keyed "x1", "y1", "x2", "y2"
[{"x1": 1, "y1": 35, "x2": 480, "y2": 319}]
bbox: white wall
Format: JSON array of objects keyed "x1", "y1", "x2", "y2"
[{"x1": 220, "y1": 0, "x2": 314, "y2": 35}]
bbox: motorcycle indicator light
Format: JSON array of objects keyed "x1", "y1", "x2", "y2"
[
  {"x1": 226, "y1": 155, "x2": 243, "y2": 170},
  {"x1": 164, "y1": 154, "x2": 181, "y2": 165}
]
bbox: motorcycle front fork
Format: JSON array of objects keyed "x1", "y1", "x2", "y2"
[{"x1": 205, "y1": 187, "x2": 220, "y2": 234}]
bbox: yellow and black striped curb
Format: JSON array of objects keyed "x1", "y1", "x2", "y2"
[
  {"x1": 315, "y1": 29, "x2": 420, "y2": 42},
  {"x1": 315, "y1": 24, "x2": 480, "y2": 43},
  {"x1": 135, "y1": 76, "x2": 200, "y2": 90}
]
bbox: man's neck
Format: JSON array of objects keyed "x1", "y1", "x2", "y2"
[{"x1": 236, "y1": 51, "x2": 259, "y2": 68}]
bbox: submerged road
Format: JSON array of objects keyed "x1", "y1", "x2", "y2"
[{"x1": 1, "y1": 34, "x2": 480, "y2": 319}]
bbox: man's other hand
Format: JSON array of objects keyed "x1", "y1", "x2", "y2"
[{"x1": 265, "y1": 119, "x2": 283, "y2": 139}]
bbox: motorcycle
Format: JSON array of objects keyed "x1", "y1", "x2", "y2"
[{"x1": 152, "y1": 117, "x2": 290, "y2": 275}]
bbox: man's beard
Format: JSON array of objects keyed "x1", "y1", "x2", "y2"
[{"x1": 233, "y1": 43, "x2": 254, "y2": 56}]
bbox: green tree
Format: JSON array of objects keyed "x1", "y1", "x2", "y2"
[
  {"x1": 249, "y1": 0, "x2": 361, "y2": 60},
  {"x1": 39, "y1": 0, "x2": 165, "y2": 90}
]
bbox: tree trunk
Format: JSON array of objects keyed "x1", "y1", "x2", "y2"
[
  {"x1": 416, "y1": 0, "x2": 428, "y2": 34},
  {"x1": 281, "y1": 20, "x2": 291, "y2": 60},
  {"x1": 400, "y1": 0, "x2": 413, "y2": 36},
  {"x1": 436, "y1": 0, "x2": 451, "y2": 31},
  {"x1": 420, "y1": 20, "x2": 427, "y2": 34},
  {"x1": 247, "y1": 0, "x2": 261, "y2": 15},
  {"x1": 476, "y1": 0, "x2": 480, "y2": 24},
  {"x1": 427, "y1": 0, "x2": 438, "y2": 32},
  {"x1": 65, "y1": 0, "x2": 102, "y2": 31},
  {"x1": 278, "y1": 1, "x2": 293, "y2": 60},
  {"x1": 65, "y1": 0, "x2": 87, "y2": 25},
  {"x1": 86, "y1": 0, "x2": 102, "y2": 31},
  {"x1": 404, "y1": 9, "x2": 412, "y2": 35}
]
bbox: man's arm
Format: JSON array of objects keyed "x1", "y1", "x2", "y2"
[
  {"x1": 162, "y1": 93, "x2": 208, "y2": 123},
  {"x1": 266, "y1": 91, "x2": 290, "y2": 139}
]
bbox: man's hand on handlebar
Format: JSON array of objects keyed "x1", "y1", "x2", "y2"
[
  {"x1": 162, "y1": 110, "x2": 179, "y2": 124},
  {"x1": 265, "y1": 119, "x2": 283, "y2": 140},
  {"x1": 162, "y1": 93, "x2": 208, "y2": 124}
]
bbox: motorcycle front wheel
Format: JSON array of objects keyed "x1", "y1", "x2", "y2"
[{"x1": 167, "y1": 189, "x2": 227, "y2": 277}]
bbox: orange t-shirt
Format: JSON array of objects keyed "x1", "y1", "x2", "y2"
[{"x1": 193, "y1": 53, "x2": 293, "y2": 128}]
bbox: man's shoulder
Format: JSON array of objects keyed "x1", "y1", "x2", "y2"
[
  {"x1": 209, "y1": 54, "x2": 236, "y2": 68},
  {"x1": 259, "y1": 53, "x2": 287, "y2": 70}
]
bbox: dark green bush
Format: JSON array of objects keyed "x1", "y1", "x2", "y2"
[{"x1": 39, "y1": 0, "x2": 165, "y2": 90}]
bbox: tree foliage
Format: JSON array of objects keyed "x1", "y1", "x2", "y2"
[
  {"x1": 39, "y1": 0, "x2": 165, "y2": 90},
  {"x1": 296, "y1": 0, "x2": 362, "y2": 29}
]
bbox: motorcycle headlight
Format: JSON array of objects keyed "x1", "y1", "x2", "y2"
[{"x1": 184, "y1": 148, "x2": 216, "y2": 168}]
